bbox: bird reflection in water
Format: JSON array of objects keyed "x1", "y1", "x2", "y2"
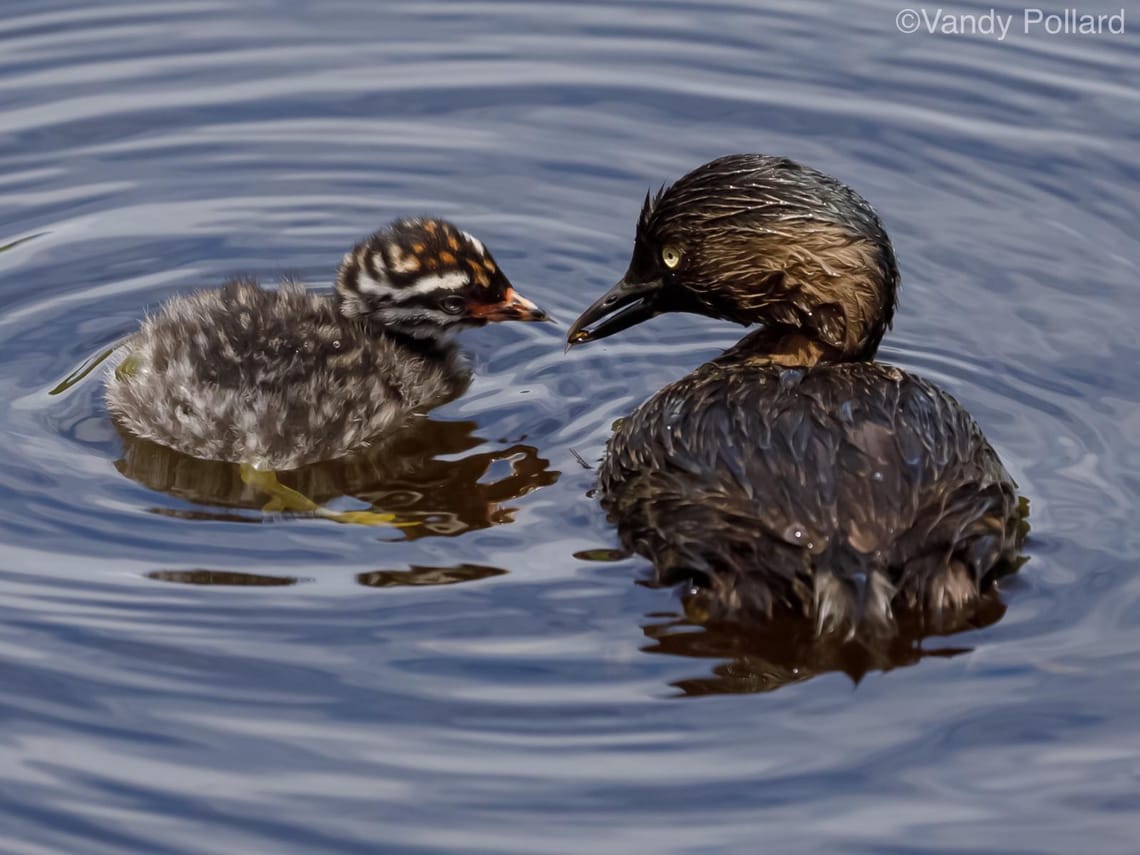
[
  {"x1": 642, "y1": 592, "x2": 1007, "y2": 697},
  {"x1": 576, "y1": 548, "x2": 1014, "y2": 696},
  {"x1": 117, "y1": 416, "x2": 558, "y2": 539}
]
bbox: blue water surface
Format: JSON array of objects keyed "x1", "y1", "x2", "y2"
[{"x1": 1, "y1": 1, "x2": 1139, "y2": 852}]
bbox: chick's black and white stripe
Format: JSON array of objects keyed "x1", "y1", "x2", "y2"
[{"x1": 337, "y1": 218, "x2": 508, "y2": 339}]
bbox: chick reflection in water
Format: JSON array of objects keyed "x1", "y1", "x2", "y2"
[
  {"x1": 105, "y1": 218, "x2": 550, "y2": 527},
  {"x1": 117, "y1": 417, "x2": 556, "y2": 537}
]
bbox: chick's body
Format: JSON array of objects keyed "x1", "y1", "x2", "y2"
[{"x1": 107, "y1": 280, "x2": 467, "y2": 470}]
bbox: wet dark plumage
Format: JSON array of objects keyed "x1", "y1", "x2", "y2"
[
  {"x1": 600, "y1": 343, "x2": 1023, "y2": 628},
  {"x1": 569, "y1": 154, "x2": 1026, "y2": 632}
]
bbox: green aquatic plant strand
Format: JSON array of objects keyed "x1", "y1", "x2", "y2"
[
  {"x1": 0, "y1": 232, "x2": 47, "y2": 254},
  {"x1": 49, "y1": 347, "x2": 116, "y2": 395},
  {"x1": 113, "y1": 352, "x2": 140, "y2": 380}
]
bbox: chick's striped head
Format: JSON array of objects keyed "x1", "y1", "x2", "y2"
[{"x1": 337, "y1": 218, "x2": 547, "y2": 338}]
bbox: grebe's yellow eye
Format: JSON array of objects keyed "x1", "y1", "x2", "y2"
[{"x1": 661, "y1": 245, "x2": 682, "y2": 270}]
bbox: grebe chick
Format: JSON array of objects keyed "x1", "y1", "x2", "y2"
[
  {"x1": 568, "y1": 154, "x2": 1026, "y2": 634},
  {"x1": 107, "y1": 218, "x2": 547, "y2": 472}
]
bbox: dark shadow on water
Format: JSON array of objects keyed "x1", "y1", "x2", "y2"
[
  {"x1": 357, "y1": 563, "x2": 508, "y2": 588},
  {"x1": 642, "y1": 593, "x2": 1007, "y2": 697},
  {"x1": 115, "y1": 417, "x2": 559, "y2": 539},
  {"x1": 147, "y1": 569, "x2": 301, "y2": 586},
  {"x1": 144, "y1": 563, "x2": 507, "y2": 588}
]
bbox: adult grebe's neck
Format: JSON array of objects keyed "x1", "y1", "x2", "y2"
[{"x1": 715, "y1": 326, "x2": 860, "y2": 370}]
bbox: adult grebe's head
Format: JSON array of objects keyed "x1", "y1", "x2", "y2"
[
  {"x1": 567, "y1": 154, "x2": 899, "y2": 361},
  {"x1": 337, "y1": 218, "x2": 547, "y2": 339}
]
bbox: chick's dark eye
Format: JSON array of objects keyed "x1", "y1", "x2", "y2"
[{"x1": 439, "y1": 295, "x2": 467, "y2": 315}]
